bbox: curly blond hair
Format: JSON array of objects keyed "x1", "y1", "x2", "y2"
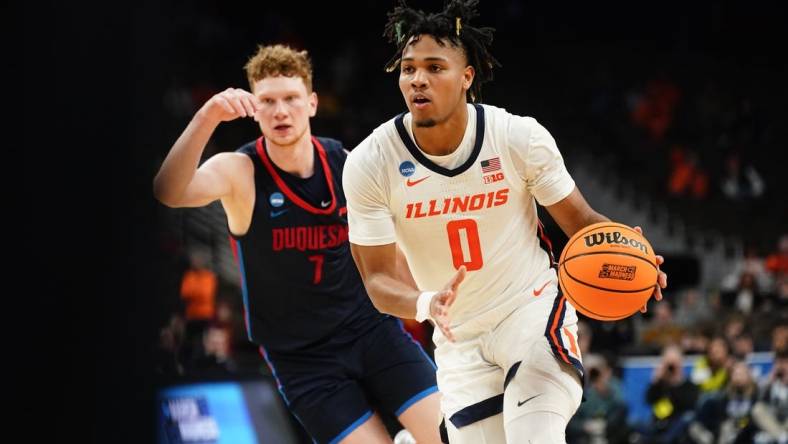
[{"x1": 244, "y1": 44, "x2": 313, "y2": 92}]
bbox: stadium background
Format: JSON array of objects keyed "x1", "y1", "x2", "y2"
[{"x1": 20, "y1": 1, "x2": 787, "y2": 443}]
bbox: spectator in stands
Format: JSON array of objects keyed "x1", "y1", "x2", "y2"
[
  {"x1": 682, "y1": 325, "x2": 713, "y2": 355},
  {"x1": 691, "y1": 336, "x2": 732, "y2": 395},
  {"x1": 640, "y1": 301, "x2": 685, "y2": 352},
  {"x1": 674, "y1": 288, "x2": 713, "y2": 328},
  {"x1": 765, "y1": 235, "x2": 788, "y2": 277},
  {"x1": 631, "y1": 75, "x2": 681, "y2": 141},
  {"x1": 771, "y1": 321, "x2": 788, "y2": 355},
  {"x1": 689, "y1": 360, "x2": 761, "y2": 444},
  {"x1": 732, "y1": 329, "x2": 755, "y2": 361},
  {"x1": 722, "y1": 246, "x2": 773, "y2": 304},
  {"x1": 724, "y1": 314, "x2": 747, "y2": 346},
  {"x1": 667, "y1": 146, "x2": 709, "y2": 200},
  {"x1": 733, "y1": 272, "x2": 765, "y2": 314},
  {"x1": 773, "y1": 274, "x2": 788, "y2": 314},
  {"x1": 213, "y1": 298, "x2": 243, "y2": 349},
  {"x1": 752, "y1": 349, "x2": 788, "y2": 442},
  {"x1": 720, "y1": 152, "x2": 765, "y2": 201},
  {"x1": 180, "y1": 249, "x2": 218, "y2": 324},
  {"x1": 591, "y1": 316, "x2": 636, "y2": 355},
  {"x1": 154, "y1": 314, "x2": 185, "y2": 376},
  {"x1": 567, "y1": 353, "x2": 630, "y2": 444},
  {"x1": 640, "y1": 344, "x2": 699, "y2": 443},
  {"x1": 189, "y1": 322, "x2": 237, "y2": 376},
  {"x1": 179, "y1": 248, "x2": 218, "y2": 361},
  {"x1": 578, "y1": 320, "x2": 593, "y2": 358}
]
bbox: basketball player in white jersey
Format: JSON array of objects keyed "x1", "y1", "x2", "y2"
[{"x1": 342, "y1": 1, "x2": 667, "y2": 443}]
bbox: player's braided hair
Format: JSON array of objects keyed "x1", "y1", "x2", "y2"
[{"x1": 383, "y1": 0, "x2": 500, "y2": 102}]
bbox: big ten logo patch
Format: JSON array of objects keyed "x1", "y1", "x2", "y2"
[{"x1": 483, "y1": 172, "x2": 504, "y2": 184}]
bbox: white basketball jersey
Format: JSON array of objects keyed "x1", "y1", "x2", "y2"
[{"x1": 343, "y1": 104, "x2": 576, "y2": 327}]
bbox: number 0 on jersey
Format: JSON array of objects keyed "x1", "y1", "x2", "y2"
[{"x1": 446, "y1": 219, "x2": 483, "y2": 271}]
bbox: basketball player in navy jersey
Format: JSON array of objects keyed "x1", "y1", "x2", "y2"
[{"x1": 154, "y1": 44, "x2": 441, "y2": 444}]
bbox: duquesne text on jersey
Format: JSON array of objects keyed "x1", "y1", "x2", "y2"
[
  {"x1": 404, "y1": 188, "x2": 509, "y2": 219},
  {"x1": 272, "y1": 224, "x2": 349, "y2": 251}
]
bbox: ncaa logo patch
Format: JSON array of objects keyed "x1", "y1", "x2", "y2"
[
  {"x1": 399, "y1": 161, "x2": 416, "y2": 177},
  {"x1": 269, "y1": 192, "x2": 285, "y2": 207}
]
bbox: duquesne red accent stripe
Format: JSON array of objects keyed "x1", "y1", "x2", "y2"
[
  {"x1": 256, "y1": 136, "x2": 337, "y2": 215},
  {"x1": 229, "y1": 235, "x2": 239, "y2": 261}
]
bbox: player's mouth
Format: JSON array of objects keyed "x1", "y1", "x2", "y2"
[
  {"x1": 273, "y1": 124, "x2": 292, "y2": 134},
  {"x1": 412, "y1": 94, "x2": 432, "y2": 110}
]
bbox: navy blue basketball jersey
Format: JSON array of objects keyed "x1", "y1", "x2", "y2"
[{"x1": 230, "y1": 136, "x2": 384, "y2": 352}]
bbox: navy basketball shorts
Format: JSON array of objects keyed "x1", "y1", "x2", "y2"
[{"x1": 262, "y1": 317, "x2": 438, "y2": 444}]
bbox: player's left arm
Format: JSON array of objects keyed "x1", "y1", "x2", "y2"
[
  {"x1": 514, "y1": 116, "x2": 667, "y2": 309},
  {"x1": 543, "y1": 186, "x2": 608, "y2": 237}
]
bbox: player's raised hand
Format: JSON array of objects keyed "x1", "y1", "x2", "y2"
[
  {"x1": 633, "y1": 226, "x2": 667, "y2": 313},
  {"x1": 431, "y1": 266, "x2": 466, "y2": 342},
  {"x1": 200, "y1": 88, "x2": 263, "y2": 123}
]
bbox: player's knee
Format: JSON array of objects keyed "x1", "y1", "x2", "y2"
[
  {"x1": 505, "y1": 411, "x2": 568, "y2": 444},
  {"x1": 502, "y1": 359, "x2": 582, "y2": 426}
]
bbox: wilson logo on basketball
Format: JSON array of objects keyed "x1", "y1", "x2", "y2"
[
  {"x1": 583, "y1": 231, "x2": 650, "y2": 254},
  {"x1": 598, "y1": 264, "x2": 637, "y2": 281}
]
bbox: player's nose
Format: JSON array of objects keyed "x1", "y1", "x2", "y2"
[
  {"x1": 411, "y1": 68, "x2": 428, "y2": 89},
  {"x1": 273, "y1": 100, "x2": 288, "y2": 117}
]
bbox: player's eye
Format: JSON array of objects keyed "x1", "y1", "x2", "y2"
[
  {"x1": 401, "y1": 65, "x2": 415, "y2": 74},
  {"x1": 430, "y1": 65, "x2": 443, "y2": 72}
]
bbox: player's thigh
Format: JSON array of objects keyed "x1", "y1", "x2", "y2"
[
  {"x1": 361, "y1": 318, "x2": 439, "y2": 419},
  {"x1": 504, "y1": 411, "x2": 569, "y2": 444},
  {"x1": 434, "y1": 333, "x2": 505, "y2": 442},
  {"x1": 336, "y1": 412, "x2": 392, "y2": 444},
  {"x1": 267, "y1": 350, "x2": 380, "y2": 444},
  {"x1": 445, "y1": 412, "x2": 505, "y2": 444},
  {"x1": 287, "y1": 378, "x2": 380, "y2": 444},
  {"x1": 397, "y1": 391, "x2": 442, "y2": 444},
  {"x1": 501, "y1": 337, "x2": 582, "y2": 427}
]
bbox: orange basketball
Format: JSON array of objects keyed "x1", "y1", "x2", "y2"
[{"x1": 558, "y1": 222, "x2": 658, "y2": 321}]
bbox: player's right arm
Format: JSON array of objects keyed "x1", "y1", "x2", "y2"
[
  {"x1": 349, "y1": 243, "x2": 421, "y2": 318},
  {"x1": 350, "y1": 243, "x2": 465, "y2": 342},
  {"x1": 343, "y1": 143, "x2": 464, "y2": 341},
  {"x1": 153, "y1": 88, "x2": 261, "y2": 208}
]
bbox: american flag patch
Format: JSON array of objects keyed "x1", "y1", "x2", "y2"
[{"x1": 480, "y1": 157, "x2": 501, "y2": 173}]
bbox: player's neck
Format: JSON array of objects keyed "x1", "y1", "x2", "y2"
[
  {"x1": 265, "y1": 131, "x2": 314, "y2": 178},
  {"x1": 412, "y1": 102, "x2": 468, "y2": 156}
]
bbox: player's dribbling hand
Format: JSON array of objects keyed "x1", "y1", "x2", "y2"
[
  {"x1": 431, "y1": 266, "x2": 466, "y2": 342},
  {"x1": 633, "y1": 226, "x2": 667, "y2": 313},
  {"x1": 200, "y1": 88, "x2": 263, "y2": 123}
]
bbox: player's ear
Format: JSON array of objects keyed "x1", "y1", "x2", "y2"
[
  {"x1": 463, "y1": 65, "x2": 475, "y2": 93},
  {"x1": 309, "y1": 91, "x2": 318, "y2": 117}
]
